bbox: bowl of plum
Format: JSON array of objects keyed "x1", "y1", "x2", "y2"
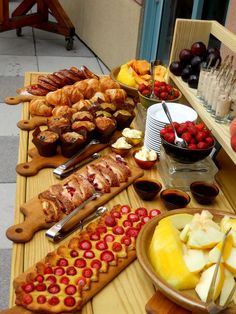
[
  {"x1": 160, "y1": 121, "x2": 215, "y2": 163},
  {"x1": 138, "y1": 81, "x2": 182, "y2": 109}
]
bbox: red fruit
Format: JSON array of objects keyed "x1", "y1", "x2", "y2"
[
  {"x1": 22, "y1": 294, "x2": 33, "y2": 305},
  {"x1": 66, "y1": 266, "x2": 77, "y2": 276},
  {"x1": 22, "y1": 283, "x2": 35, "y2": 293},
  {"x1": 79, "y1": 240, "x2": 92, "y2": 250},
  {"x1": 54, "y1": 267, "x2": 65, "y2": 276},
  {"x1": 127, "y1": 213, "x2": 139, "y2": 223},
  {"x1": 37, "y1": 295, "x2": 46, "y2": 304},
  {"x1": 105, "y1": 215, "x2": 116, "y2": 227},
  {"x1": 196, "y1": 122, "x2": 205, "y2": 130},
  {"x1": 35, "y1": 274, "x2": 44, "y2": 283},
  {"x1": 125, "y1": 227, "x2": 139, "y2": 238},
  {"x1": 136, "y1": 222, "x2": 145, "y2": 230},
  {"x1": 231, "y1": 134, "x2": 236, "y2": 152},
  {"x1": 149, "y1": 209, "x2": 161, "y2": 217},
  {"x1": 172, "y1": 122, "x2": 180, "y2": 129},
  {"x1": 230, "y1": 118, "x2": 236, "y2": 136},
  {"x1": 60, "y1": 276, "x2": 70, "y2": 285},
  {"x1": 112, "y1": 225, "x2": 125, "y2": 235},
  {"x1": 65, "y1": 284, "x2": 77, "y2": 295},
  {"x1": 196, "y1": 131, "x2": 206, "y2": 142},
  {"x1": 48, "y1": 296, "x2": 60, "y2": 306},
  {"x1": 100, "y1": 250, "x2": 115, "y2": 263},
  {"x1": 104, "y1": 234, "x2": 115, "y2": 242},
  {"x1": 82, "y1": 268, "x2": 93, "y2": 278},
  {"x1": 187, "y1": 125, "x2": 198, "y2": 136},
  {"x1": 57, "y1": 258, "x2": 68, "y2": 267},
  {"x1": 135, "y1": 207, "x2": 148, "y2": 217},
  {"x1": 64, "y1": 296, "x2": 76, "y2": 307},
  {"x1": 163, "y1": 132, "x2": 175, "y2": 143},
  {"x1": 44, "y1": 266, "x2": 53, "y2": 274},
  {"x1": 205, "y1": 136, "x2": 214, "y2": 146},
  {"x1": 141, "y1": 216, "x2": 151, "y2": 224},
  {"x1": 83, "y1": 250, "x2": 95, "y2": 259},
  {"x1": 112, "y1": 242, "x2": 123, "y2": 252},
  {"x1": 120, "y1": 205, "x2": 131, "y2": 214},
  {"x1": 181, "y1": 132, "x2": 192, "y2": 143},
  {"x1": 96, "y1": 226, "x2": 107, "y2": 234},
  {"x1": 142, "y1": 88, "x2": 151, "y2": 97},
  {"x1": 48, "y1": 283, "x2": 60, "y2": 294},
  {"x1": 91, "y1": 259, "x2": 102, "y2": 270},
  {"x1": 74, "y1": 258, "x2": 86, "y2": 268},
  {"x1": 96, "y1": 240, "x2": 108, "y2": 250},
  {"x1": 138, "y1": 83, "x2": 146, "y2": 92},
  {"x1": 46, "y1": 275, "x2": 56, "y2": 284},
  {"x1": 190, "y1": 138, "x2": 197, "y2": 144},
  {"x1": 159, "y1": 92, "x2": 168, "y2": 100},
  {"x1": 35, "y1": 283, "x2": 46, "y2": 291},
  {"x1": 160, "y1": 128, "x2": 168, "y2": 136},
  {"x1": 89, "y1": 232, "x2": 100, "y2": 241},
  {"x1": 123, "y1": 220, "x2": 133, "y2": 227},
  {"x1": 154, "y1": 81, "x2": 163, "y2": 88},
  {"x1": 70, "y1": 250, "x2": 79, "y2": 258},
  {"x1": 112, "y1": 211, "x2": 121, "y2": 219},
  {"x1": 121, "y1": 235, "x2": 132, "y2": 246},
  {"x1": 177, "y1": 123, "x2": 188, "y2": 135},
  {"x1": 197, "y1": 141, "x2": 208, "y2": 149},
  {"x1": 188, "y1": 143, "x2": 197, "y2": 150},
  {"x1": 76, "y1": 277, "x2": 86, "y2": 288}
]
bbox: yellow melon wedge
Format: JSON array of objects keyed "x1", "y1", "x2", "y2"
[
  {"x1": 224, "y1": 247, "x2": 236, "y2": 275},
  {"x1": 187, "y1": 226, "x2": 224, "y2": 249},
  {"x1": 161, "y1": 213, "x2": 194, "y2": 231},
  {"x1": 149, "y1": 220, "x2": 199, "y2": 290},
  {"x1": 117, "y1": 64, "x2": 137, "y2": 87},
  {"x1": 219, "y1": 268, "x2": 235, "y2": 307},
  {"x1": 208, "y1": 234, "x2": 233, "y2": 263},
  {"x1": 183, "y1": 249, "x2": 207, "y2": 273}
]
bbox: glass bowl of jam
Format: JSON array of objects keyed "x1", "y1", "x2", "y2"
[{"x1": 133, "y1": 177, "x2": 162, "y2": 201}]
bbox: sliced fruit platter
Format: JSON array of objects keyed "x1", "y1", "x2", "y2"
[{"x1": 137, "y1": 208, "x2": 236, "y2": 313}]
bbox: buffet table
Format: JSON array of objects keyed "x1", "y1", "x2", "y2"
[{"x1": 7, "y1": 72, "x2": 235, "y2": 314}]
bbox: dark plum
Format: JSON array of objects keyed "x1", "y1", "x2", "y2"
[
  {"x1": 191, "y1": 42, "x2": 206, "y2": 57},
  {"x1": 190, "y1": 56, "x2": 202, "y2": 74},
  {"x1": 169, "y1": 61, "x2": 183, "y2": 76},
  {"x1": 181, "y1": 67, "x2": 192, "y2": 82},
  {"x1": 179, "y1": 49, "x2": 193, "y2": 62},
  {"x1": 188, "y1": 74, "x2": 199, "y2": 89}
]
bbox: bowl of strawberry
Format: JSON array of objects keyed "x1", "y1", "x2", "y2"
[
  {"x1": 160, "y1": 121, "x2": 215, "y2": 163},
  {"x1": 138, "y1": 81, "x2": 182, "y2": 109}
]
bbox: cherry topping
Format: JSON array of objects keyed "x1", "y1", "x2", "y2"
[
  {"x1": 112, "y1": 242, "x2": 122, "y2": 252},
  {"x1": 136, "y1": 222, "x2": 144, "y2": 230},
  {"x1": 22, "y1": 294, "x2": 33, "y2": 305},
  {"x1": 82, "y1": 268, "x2": 93, "y2": 278},
  {"x1": 135, "y1": 207, "x2": 148, "y2": 217},
  {"x1": 76, "y1": 276, "x2": 86, "y2": 288},
  {"x1": 123, "y1": 220, "x2": 132, "y2": 228},
  {"x1": 104, "y1": 234, "x2": 115, "y2": 242},
  {"x1": 65, "y1": 284, "x2": 77, "y2": 295},
  {"x1": 112, "y1": 226, "x2": 124, "y2": 235},
  {"x1": 57, "y1": 258, "x2": 68, "y2": 267},
  {"x1": 89, "y1": 232, "x2": 100, "y2": 241},
  {"x1": 44, "y1": 266, "x2": 53, "y2": 274},
  {"x1": 96, "y1": 240, "x2": 108, "y2": 251},
  {"x1": 35, "y1": 274, "x2": 44, "y2": 283},
  {"x1": 48, "y1": 283, "x2": 60, "y2": 294},
  {"x1": 79, "y1": 240, "x2": 92, "y2": 250},
  {"x1": 66, "y1": 266, "x2": 77, "y2": 276},
  {"x1": 70, "y1": 250, "x2": 79, "y2": 258},
  {"x1": 127, "y1": 213, "x2": 139, "y2": 223},
  {"x1": 100, "y1": 250, "x2": 115, "y2": 263},
  {"x1": 60, "y1": 276, "x2": 70, "y2": 285},
  {"x1": 64, "y1": 296, "x2": 76, "y2": 307},
  {"x1": 112, "y1": 211, "x2": 121, "y2": 219},
  {"x1": 96, "y1": 226, "x2": 107, "y2": 234},
  {"x1": 74, "y1": 258, "x2": 86, "y2": 268},
  {"x1": 83, "y1": 250, "x2": 95, "y2": 259},
  {"x1": 121, "y1": 235, "x2": 131, "y2": 246},
  {"x1": 22, "y1": 283, "x2": 34, "y2": 293},
  {"x1": 141, "y1": 216, "x2": 150, "y2": 224},
  {"x1": 149, "y1": 209, "x2": 161, "y2": 218},
  {"x1": 105, "y1": 215, "x2": 116, "y2": 227},
  {"x1": 125, "y1": 227, "x2": 139, "y2": 238},
  {"x1": 91, "y1": 259, "x2": 102, "y2": 270},
  {"x1": 35, "y1": 283, "x2": 46, "y2": 291},
  {"x1": 48, "y1": 296, "x2": 60, "y2": 306},
  {"x1": 46, "y1": 275, "x2": 57, "y2": 284},
  {"x1": 54, "y1": 266, "x2": 65, "y2": 276},
  {"x1": 120, "y1": 205, "x2": 131, "y2": 214},
  {"x1": 37, "y1": 295, "x2": 46, "y2": 304}
]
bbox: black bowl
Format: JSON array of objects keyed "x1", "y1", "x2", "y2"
[
  {"x1": 190, "y1": 181, "x2": 219, "y2": 204},
  {"x1": 161, "y1": 137, "x2": 215, "y2": 163}
]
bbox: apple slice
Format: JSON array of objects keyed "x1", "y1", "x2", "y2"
[
  {"x1": 187, "y1": 227, "x2": 224, "y2": 249},
  {"x1": 195, "y1": 263, "x2": 225, "y2": 302},
  {"x1": 161, "y1": 213, "x2": 193, "y2": 230},
  {"x1": 208, "y1": 234, "x2": 233, "y2": 263},
  {"x1": 219, "y1": 268, "x2": 235, "y2": 306},
  {"x1": 224, "y1": 247, "x2": 236, "y2": 275},
  {"x1": 183, "y1": 249, "x2": 207, "y2": 273},
  {"x1": 221, "y1": 216, "x2": 236, "y2": 247}
]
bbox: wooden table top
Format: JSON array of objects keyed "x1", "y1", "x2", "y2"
[{"x1": 8, "y1": 72, "x2": 235, "y2": 314}]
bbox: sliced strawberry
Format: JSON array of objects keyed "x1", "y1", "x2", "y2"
[
  {"x1": 65, "y1": 284, "x2": 77, "y2": 295},
  {"x1": 121, "y1": 235, "x2": 131, "y2": 246},
  {"x1": 104, "y1": 234, "x2": 115, "y2": 243},
  {"x1": 74, "y1": 258, "x2": 86, "y2": 268},
  {"x1": 37, "y1": 295, "x2": 46, "y2": 304},
  {"x1": 120, "y1": 205, "x2": 131, "y2": 214},
  {"x1": 100, "y1": 250, "x2": 115, "y2": 263},
  {"x1": 89, "y1": 232, "x2": 100, "y2": 241},
  {"x1": 127, "y1": 213, "x2": 139, "y2": 223},
  {"x1": 22, "y1": 283, "x2": 35, "y2": 293},
  {"x1": 34, "y1": 274, "x2": 44, "y2": 283},
  {"x1": 60, "y1": 276, "x2": 70, "y2": 285},
  {"x1": 82, "y1": 268, "x2": 93, "y2": 278},
  {"x1": 35, "y1": 283, "x2": 46, "y2": 291},
  {"x1": 46, "y1": 275, "x2": 57, "y2": 284},
  {"x1": 141, "y1": 216, "x2": 151, "y2": 224},
  {"x1": 96, "y1": 240, "x2": 108, "y2": 250},
  {"x1": 79, "y1": 240, "x2": 92, "y2": 250},
  {"x1": 83, "y1": 250, "x2": 95, "y2": 259},
  {"x1": 149, "y1": 209, "x2": 161, "y2": 218},
  {"x1": 48, "y1": 296, "x2": 60, "y2": 306},
  {"x1": 76, "y1": 276, "x2": 87, "y2": 288},
  {"x1": 125, "y1": 227, "x2": 139, "y2": 238},
  {"x1": 112, "y1": 242, "x2": 122, "y2": 252},
  {"x1": 64, "y1": 296, "x2": 76, "y2": 307},
  {"x1": 112, "y1": 211, "x2": 121, "y2": 219},
  {"x1": 123, "y1": 220, "x2": 133, "y2": 227},
  {"x1": 48, "y1": 283, "x2": 60, "y2": 294},
  {"x1": 105, "y1": 215, "x2": 116, "y2": 227},
  {"x1": 91, "y1": 259, "x2": 102, "y2": 270},
  {"x1": 66, "y1": 266, "x2": 77, "y2": 276},
  {"x1": 22, "y1": 294, "x2": 33, "y2": 305},
  {"x1": 44, "y1": 266, "x2": 53, "y2": 274},
  {"x1": 96, "y1": 226, "x2": 107, "y2": 234},
  {"x1": 112, "y1": 225, "x2": 124, "y2": 235},
  {"x1": 70, "y1": 250, "x2": 79, "y2": 258},
  {"x1": 136, "y1": 222, "x2": 144, "y2": 230},
  {"x1": 54, "y1": 266, "x2": 65, "y2": 276},
  {"x1": 57, "y1": 258, "x2": 68, "y2": 267},
  {"x1": 135, "y1": 207, "x2": 148, "y2": 217}
]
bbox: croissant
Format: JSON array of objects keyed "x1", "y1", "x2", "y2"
[
  {"x1": 29, "y1": 98, "x2": 53, "y2": 116},
  {"x1": 52, "y1": 105, "x2": 76, "y2": 118},
  {"x1": 105, "y1": 88, "x2": 127, "y2": 104},
  {"x1": 99, "y1": 76, "x2": 120, "y2": 92},
  {"x1": 90, "y1": 91, "x2": 110, "y2": 104},
  {"x1": 46, "y1": 86, "x2": 84, "y2": 107},
  {"x1": 72, "y1": 99, "x2": 92, "y2": 111}
]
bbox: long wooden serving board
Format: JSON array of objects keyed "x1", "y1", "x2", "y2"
[{"x1": 7, "y1": 162, "x2": 143, "y2": 243}]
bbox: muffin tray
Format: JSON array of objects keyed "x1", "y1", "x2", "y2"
[{"x1": 7, "y1": 161, "x2": 143, "y2": 243}]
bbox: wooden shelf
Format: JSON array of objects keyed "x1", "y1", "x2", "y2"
[{"x1": 169, "y1": 19, "x2": 236, "y2": 165}]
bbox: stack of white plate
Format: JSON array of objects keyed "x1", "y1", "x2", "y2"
[{"x1": 144, "y1": 102, "x2": 198, "y2": 154}]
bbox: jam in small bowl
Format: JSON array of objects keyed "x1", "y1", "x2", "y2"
[
  {"x1": 190, "y1": 181, "x2": 219, "y2": 204},
  {"x1": 133, "y1": 177, "x2": 162, "y2": 201},
  {"x1": 160, "y1": 188, "x2": 191, "y2": 210}
]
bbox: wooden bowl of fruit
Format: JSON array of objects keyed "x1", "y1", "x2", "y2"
[
  {"x1": 110, "y1": 67, "x2": 139, "y2": 97},
  {"x1": 160, "y1": 121, "x2": 215, "y2": 163},
  {"x1": 138, "y1": 81, "x2": 182, "y2": 109},
  {"x1": 136, "y1": 208, "x2": 236, "y2": 314}
]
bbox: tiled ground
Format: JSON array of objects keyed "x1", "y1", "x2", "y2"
[{"x1": 0, "y1": 2, "x2": 109, "y2": 310}]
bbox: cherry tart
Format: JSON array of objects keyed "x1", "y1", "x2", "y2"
[{"x1": 14, "y1": 205, "x2": 161, "y2": 313}]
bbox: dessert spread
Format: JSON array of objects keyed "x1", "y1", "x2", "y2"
[{"x1": 134, "y1": 146, "x2": 157, "y2": 161}]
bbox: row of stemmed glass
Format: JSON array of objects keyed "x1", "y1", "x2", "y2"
[{"x1": 197, "y1": 55, "x2": 236, "y2": 124}]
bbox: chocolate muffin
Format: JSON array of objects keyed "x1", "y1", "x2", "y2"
[
  {"x1": 32, "y1": 127, "x2": 59, "y2": 157},
  {"x1": 60, "y1": 131, "x2": 87, "y2": 158}
]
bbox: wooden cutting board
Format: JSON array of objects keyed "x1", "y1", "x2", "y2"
[
  {"x1": 17, "y1": 116, "x2": 48, "y2": 131},
  {"x1": 6, "y1": 163, "x2": 143, "y2": 243}
]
